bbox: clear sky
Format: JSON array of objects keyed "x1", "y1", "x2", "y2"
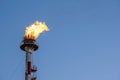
[{"x1": 0, "y1": 0, "x2": 120, "y2": 80}]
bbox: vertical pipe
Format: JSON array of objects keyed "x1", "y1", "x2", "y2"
[{"x1": 25, "y1": 48, "x2": 33, "y2": 80}]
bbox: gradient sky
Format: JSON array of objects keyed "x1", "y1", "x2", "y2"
[{"x1": 0, "y1": 0, "x2": 120, "y2": 80}]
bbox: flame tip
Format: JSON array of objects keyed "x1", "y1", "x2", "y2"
[{"x1": 24, "y1": 21, "x2": 49, "y2": 40}]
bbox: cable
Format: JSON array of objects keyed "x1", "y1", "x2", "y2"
[{"x1": 9, "y1": 55, "x2": 24, "y2": 80}]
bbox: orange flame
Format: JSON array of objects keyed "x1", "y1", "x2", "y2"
[{"x1": 24, "y1": 21, "x2": 49, "y2": 40}]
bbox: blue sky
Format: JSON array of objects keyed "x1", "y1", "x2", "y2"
[{"x1": 0, "y1": 0, "x2": 120, "y2": 80}]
